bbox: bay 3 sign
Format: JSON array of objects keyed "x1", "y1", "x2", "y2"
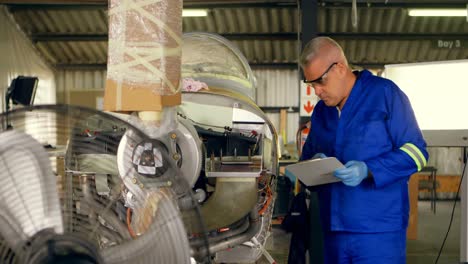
[{"x1": 434, "y1": 40, "x2": 464, "y2": 49}]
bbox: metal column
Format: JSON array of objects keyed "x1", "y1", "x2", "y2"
[
  {"x1": 300, "y1": 1, "x2": 323, "y2": 263},
  {"x1": 299, "y1": 0, "x2": 318, "y2": 126}
]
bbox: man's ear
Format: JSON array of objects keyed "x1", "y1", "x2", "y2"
[{"x1": 335, "y1": 62, "x2": 346, "y2": 77}]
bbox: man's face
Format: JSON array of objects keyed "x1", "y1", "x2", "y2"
[{"x1": 303, "y1": 59, "x2": 342, "y2": 107}]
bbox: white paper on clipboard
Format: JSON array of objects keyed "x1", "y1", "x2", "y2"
[{"x1": 285, "y1": 157, "x2": 345, "y2": 186}]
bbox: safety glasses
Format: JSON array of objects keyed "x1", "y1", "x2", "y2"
[{"x1": 303, "y1": 62, "x2": 338, "y2": 85}]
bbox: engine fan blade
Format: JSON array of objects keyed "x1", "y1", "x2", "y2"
[
  {"x1": 101, "y1": 190, "x2": 191, "y2": 264},
  {"x1": 0, "y1": 130, "x2": 63, "y2": 250}
]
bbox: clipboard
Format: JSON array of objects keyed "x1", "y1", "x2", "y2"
[{"x1": 285, "y1": 157, "x2": 345, "y2": 186}]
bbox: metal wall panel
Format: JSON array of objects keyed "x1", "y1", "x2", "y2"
[
  {"x1": 56, "y1": 69, "x2": 299, "y2": 106},
  {"x1": 253, "y1": 68, "x2": 299, "y2": 107},
  {"x1": 253, "y1": 68, "x2": 301, "y2": 146},
  {"x1": 54, "y1": 68, "x2": 303, "y2": 149},
  {"x1": 0, "y1": 6, "x2": 56, "y2": 109},
  {"x1": 55, "y1": 70, "x2": 106, "y2": 103}
]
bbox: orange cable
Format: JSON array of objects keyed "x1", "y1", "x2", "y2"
[
  {"x1": 126, "y1": 208, "x2": 136, "y2": 238},
  {"x1": 258, "y1": 186, "x2": 273, "y2": 216}
]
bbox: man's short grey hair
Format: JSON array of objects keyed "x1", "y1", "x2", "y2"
[{"x1": 300, "y1": 37, "x2": 347, "y2": 68}]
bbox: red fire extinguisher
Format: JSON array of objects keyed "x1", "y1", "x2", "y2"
[
  {"x1": 296, "y1": 121, "x2": 311, "y2": 157},
  {"x1": 292, "y1": 121, "x2": 311, "y2": 194}
]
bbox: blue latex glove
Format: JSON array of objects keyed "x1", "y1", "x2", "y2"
[
  {"x1": 312, "y1": 153, "x2": 327, "y2": 160},
  {"x1": 284, "y1": 167, "x2": 295, "y2": 180},
  {"x1": 333, "y1": 160, "x2": 368, "y2": 187}
]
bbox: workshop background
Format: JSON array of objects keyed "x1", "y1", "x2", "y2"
[{"x1": 0, "y1": 1, "x2": 467, "y2": 263}]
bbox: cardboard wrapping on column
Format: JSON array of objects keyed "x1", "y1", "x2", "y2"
[
  {"x1": 105, "y1": 80, "x2": 181, "y2": 111},
  {"x1": 104, "y1": 0, "x2": 182, "y2": 111}
]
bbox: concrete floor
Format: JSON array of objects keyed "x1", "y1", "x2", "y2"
[
  {"x1": 261, "y1": 200, "x2": 461, "y2": 264},
  {"x1": 407, "y1": 200, "x2": 460, "y2": 264}
]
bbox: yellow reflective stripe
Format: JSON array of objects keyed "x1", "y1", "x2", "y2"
[
  {"x1": 400, "y1": 148, "x2": 422, "y2": 171},
  {"x1": 406, "y1": 143, "x2": 427, "y2": 167},
  {"x1": 399, "y1": 143, "x2": 427, "y2": 171}
]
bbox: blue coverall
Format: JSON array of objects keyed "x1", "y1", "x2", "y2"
[{"x1": 301, "y1": 70, "x2": 429, "y2": 264}]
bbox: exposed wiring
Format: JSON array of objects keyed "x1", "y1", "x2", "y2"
[
  {"x1": 177, "y1": 112, "x2": 226, "y2": 130},
  {"x1": 435, "y1": 152, "x2": 467, "y2": 263},
  {"x1": 178, "y1": 112, "x2": 258, "y2": 136},
  {"x1": 257, "y1": 183, "x2": 267, "y2": 193},
  {"x1": 126, "y1": 208, "x2": 136, "y2": 239},
  {"x1": 258, "y1": 185, "x2": 273, "y2": 216}
]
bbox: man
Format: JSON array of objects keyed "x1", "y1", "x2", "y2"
[{"x1": 300, "y1": 37, "x2": 428, "y2": 264}]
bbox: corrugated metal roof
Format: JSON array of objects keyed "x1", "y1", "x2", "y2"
[
  {"x1": 13, "y1": 9, "x2": 107, "y2": 34},
  {"x1": 35, "y1": 41, "x2": 108, "y2": 64},
  {"x1": 183, "y1": 7, "x2": 300, "y2": 33},
  {"x1": 5, "y1": 3, "x2": 468, "y2": 69}
]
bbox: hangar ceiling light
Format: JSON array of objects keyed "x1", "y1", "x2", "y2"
[
  {"x1": 408, "y1": 8, "x2": 466, "y2": 17},
  {"x1": 182, "y1": 9, "x2": 208, "y2": 17}
]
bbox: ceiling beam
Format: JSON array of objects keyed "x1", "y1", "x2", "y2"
[
  {"x1": 54, "y1": 63, "x2": 107, "y2": 70},
  {"x1": 329, "y1": 33, "x2": 468, "y2": 41},
  {"x1": 221, "y1": 33, "x2": 298, "y2": 41},
  {"x1": 32, "y1": 32, "x2": 468, "y2": 43},
  {"x1": 3, "y1": 0, "x2": 297, "y2": 9},
  {"x1": 6, "y1": 3, "x2": 298, "y2": 12},
  {"x1": 32, "y1": 33, "x2": 299, "y2": 42},
  {"x1": 250, "y1": 62, "x2": 395, "y2": 69},
  {"x1": 184, "y1": 0, "x2": 297, "y2": 8},
  {"x1": 321, "y1": 0, "x2": 468, "y2": 8},
  {"x1": 5, "y1": 0, "x2": 466, "y2": 10},
  {"x1": 3, "y1": 0, "x2": 465, "y2": 3},
  {"x1": 53, "y1": 61, "x2": 410, "y2": 71},
  {"x1": 7, "y1": 4, "x2": 106, "y2": 10},
  {"x1": 0, "y1": 0, "x2": 104, "y2": 4},
  {"x1": 53, "y1": 62, "x2": 301, "y2": 71},
  {"x1": 1, "y1": 0, "x2": 296, "y2": 3},
  {"x1": 32, "y1": 34, "x2": 108, "y2": 42},
  {"x1": 250, "y1": 62, "x2": 298, "y2": 68},
  {"x1": 323, "y1": 3, "x2": 467, "y2": 8}
]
